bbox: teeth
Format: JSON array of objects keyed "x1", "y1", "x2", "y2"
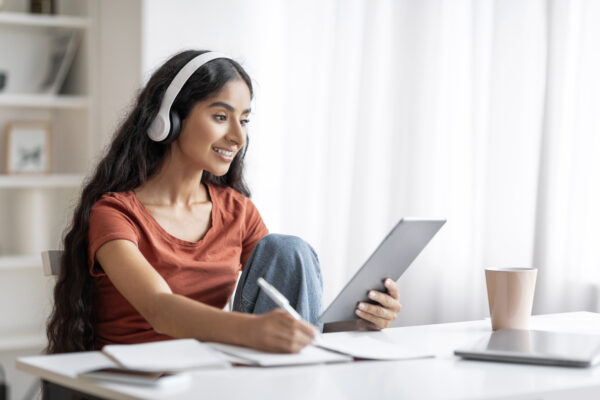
[{"x1": 213, "y1": 147, "x2": 233, "y2": 156}]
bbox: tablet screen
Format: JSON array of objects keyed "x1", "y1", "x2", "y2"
[{"x1": 318, "y1": 218, "x2": 446, "y2": 324}]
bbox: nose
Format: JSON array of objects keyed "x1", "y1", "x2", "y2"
[{"x1": 226, "y1": 120, "x2": 246, "y2": 146}]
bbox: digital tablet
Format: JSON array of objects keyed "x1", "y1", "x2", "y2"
[
  {"x1": 318, "y1": 218, "x2": 446, "y2": 324},
  {"x1": 454, "y1": 329, "x2": 600, "y2": 368}
]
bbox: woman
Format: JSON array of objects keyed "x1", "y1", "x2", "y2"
[{"x1": 46, "y1": 50, "x2": 402, "y2": 355}]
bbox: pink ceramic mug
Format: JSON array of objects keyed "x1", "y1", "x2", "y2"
[{"x1": 485, "y1": 267, "x2": 537, "y2": 330}]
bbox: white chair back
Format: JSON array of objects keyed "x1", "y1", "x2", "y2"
[{"x1": 41, "y1": 250, "x2": 63, "y2": 276}]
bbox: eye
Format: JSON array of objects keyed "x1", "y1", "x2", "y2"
[
  {"x1": 240, "y1": 118, "x2": 250, "y2": 126},
  {"x1": 214, "y1": 114, "x2": 227, "y2": 122}
]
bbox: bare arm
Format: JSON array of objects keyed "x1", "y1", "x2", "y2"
[{"x1": 96, "y1": 239, "x2": 317, "y2": 352}]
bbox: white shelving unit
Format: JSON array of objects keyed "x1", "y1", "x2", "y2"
[
  {"x1": 0, "y1": 1, "x2": 142, "y2": 397},
  {"x1": 0, "y1": 0, "x2": 96, "y2": 371},
  {"x1": 0, "y1": 7, "x2": 95, "y2": 400},
  {"x1": 0, "y1": 94, "x2": 89, "y2": 108},
  {"x1": 0, "y1": 10, "x2": 89, "y2": 28},
  {"x1": 0, "y1": 333, "x2": 46, "y2": 352},
  {"x1": 0, "y1": 173, "x2": 84, "y2": 188},
  {"x1": 0, "y1": 254, "x2": 42, "y2": 270}
]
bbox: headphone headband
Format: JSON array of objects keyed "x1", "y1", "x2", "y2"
[{"x1": 147, "y1": 51, "x2": 231, "y2": 142}]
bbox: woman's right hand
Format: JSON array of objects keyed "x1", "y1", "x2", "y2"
[{"x1": 246, "y1": 309, "x2": 318, "y2": 353}]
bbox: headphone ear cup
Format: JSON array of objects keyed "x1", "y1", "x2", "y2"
[{"x1": 166, "y1": 110, "x2": 181, "y2": 143}]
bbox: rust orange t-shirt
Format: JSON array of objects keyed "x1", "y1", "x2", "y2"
[{"x1": 88, "y1": 183, "x2": 268, "y2": 347}]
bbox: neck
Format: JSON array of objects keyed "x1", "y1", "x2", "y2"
[{"x1": 135, "y1": 151, "x2": 208, "y2": 206}]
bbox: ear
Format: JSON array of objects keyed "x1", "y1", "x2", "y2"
[{"x1": 166, "y1": 110, "x2": 182, "y2": 143}]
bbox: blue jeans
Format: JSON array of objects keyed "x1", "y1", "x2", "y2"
[{"x1": 232, "y1": 234, "x2": 323, "y2": 326}]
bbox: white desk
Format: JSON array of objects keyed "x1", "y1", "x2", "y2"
[{"x1": 17, "y1": 312, "x2": 600, "y2": 400}]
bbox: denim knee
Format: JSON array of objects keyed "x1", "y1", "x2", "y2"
[
  {"x1": 234, "y1": 233, "x2": 323, "y2": 322},
  {"x1": 256, "y1": 233, "x2": 310, "y2": 254},
  {"x1": 256, "y1": 234, "x2": 322, "y2": 283}
]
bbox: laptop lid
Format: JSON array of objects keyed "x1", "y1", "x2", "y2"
[
  {"x1": 318, "y1": 218, "x2": 446, "y2": 324},
  {"x1": 454, "y1": 329, "x2": 600, "y2": 368}
]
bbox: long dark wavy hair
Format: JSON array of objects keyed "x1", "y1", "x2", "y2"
[{"x1": 46, "y1": 50, "x2": 253, "y2": 353}]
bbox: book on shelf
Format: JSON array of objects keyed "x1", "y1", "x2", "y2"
[{"x1": 39, "y1": 30, "x2": 80, "y2": 94}]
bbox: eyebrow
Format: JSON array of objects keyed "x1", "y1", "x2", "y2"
[{"x1": 208, "y1": 101, "x2": 251, "y2": 115}]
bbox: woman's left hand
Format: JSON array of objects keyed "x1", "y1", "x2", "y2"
[{"x1": 355, "y1": 278, "x2": 402, "y2": 330}]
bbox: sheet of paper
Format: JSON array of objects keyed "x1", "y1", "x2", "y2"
[
  {"x1": 208, "y1": 342, "x2": 353, "y2": 366},
  {"x1": 102, "y1": 339, "x2": 230, "y2": 372},
  {"x1": 316, "y1": 332, "x2": 434, "y2": 360}
]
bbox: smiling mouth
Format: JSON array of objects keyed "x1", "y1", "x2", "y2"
[{"x1": 212, "y1": 147, "x2": 234, "y2": 157}]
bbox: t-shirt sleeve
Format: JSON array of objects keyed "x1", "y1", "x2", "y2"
[
  {"x1": 88, "y1": 195, "x2": 140, "y2": 277},
  {"x1": 240, "y1": 198, "x2": 269, "y2": 267}
]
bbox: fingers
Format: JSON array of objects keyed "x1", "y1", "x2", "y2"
[
  {"x1": 272, "y1": 309, "x2": 317, "y2": 339},
  {"x1": 355, "y1": 279, "x2": 403, "y2": 330},
  {"x1": 356, "y1": 301, "x2": 396, "y2": 321},
  {"x1": 297, "y1": 317, "x2": 319, "y2": 338},
  {"x1": 261, "y1": 309, "x2": 317, "y2": 353},
  {"x1": 367, "y1": 289, "x2": 403, "y2": 312},
  {"x1": 278, "y1": 318, "x2": 316, "y2": 353},
  {"x1": 355, "y1": 308, "x2": 391, "y2": 329},
  {"x1": 384, "y1": 278, "x2": 400, "y2": 299}
]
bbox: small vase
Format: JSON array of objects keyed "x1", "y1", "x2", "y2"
[{"x1": 30, "y1": 0, "x2": 56, "y2": 14}]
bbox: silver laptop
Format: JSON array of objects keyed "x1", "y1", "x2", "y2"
[
  {"x1": 318, "y1": 218, "x2": 445, "y2": 325},
  {"x1": 455, "y1": 329, "x2": 600, "y2": 368}
]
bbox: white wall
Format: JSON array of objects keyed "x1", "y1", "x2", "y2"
[
  {"x1": 95, "y1": 0, "x2": 142, "y2": 155},
  {"x1": 141, "y1": 0, "x2": 291, "y2": 232}
]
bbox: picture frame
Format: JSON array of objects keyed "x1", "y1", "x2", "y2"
[{"x1": 4, "y1": 121, "x2": 51, "y2": 174}]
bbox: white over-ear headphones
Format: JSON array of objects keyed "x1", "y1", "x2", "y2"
[{"x1": 147, "y1": 51, "x2": 230, "y2": 142}]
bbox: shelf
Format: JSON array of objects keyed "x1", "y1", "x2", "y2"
[
  {"x1": 0, "y1": 11, "x2": 89, "y2": 29},
  {"x1": 0, "y1": 94, "x2": 89, "y2": 109},
  {"x1": 0, "y1": 173, "x2": 84, "y2": 188},
  {"x1": 0, "y1": 255, "x2": 42, "y2": 270},
  {"x1": 0, "y1": 332, "x2": 46, "y2": 351}
]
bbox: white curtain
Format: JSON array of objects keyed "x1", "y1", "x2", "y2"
[
  {"x1": 142, "y1": 0, "x2": 600, "y2": 325},
  {"x1": 533, "y1": 0, "x2": 600, "y2": 314}
]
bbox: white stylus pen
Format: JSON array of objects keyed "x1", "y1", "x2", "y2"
[
  {"x1": 257, "y1": 277, "x2": 322, "y2": 344},
  {"x1": 257, "y1": 277, "x2": 303, "y2": 320}
]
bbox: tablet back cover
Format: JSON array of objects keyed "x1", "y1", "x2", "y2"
[{"x1": 318, "y1": 218, "x2": 445, "y2": 324}]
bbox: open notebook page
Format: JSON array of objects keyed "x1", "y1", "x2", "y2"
[
  {"x1": 208, "y1": 342, "x2": 352, "y2": 366},
  {"x1": 316, "y1": 331, "x2": 434, "y2": 360},
  {"x1": 102, "y1": 339, "x2": 230, "y2": 372}
]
